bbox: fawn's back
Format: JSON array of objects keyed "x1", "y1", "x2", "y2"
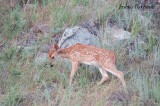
[{"x1": 68, "y1": 43, "x2": 117, "y2": 66}]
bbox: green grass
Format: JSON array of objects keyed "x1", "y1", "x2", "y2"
[{"x1": 0, "y1": 0, "x2": 160, "y2": 105}]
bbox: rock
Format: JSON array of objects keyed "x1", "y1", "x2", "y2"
[
  {"x1": 57, "y1": 26, "x2": 81, "y2": 48},
  {"x1": 104, "y1": 25, "x2": 132, "y2": 47},
  {"x1": 106, "y1": 26, "x2": 131, "y2": 41},
  {"x1": 58, "y1": 20, "x2": 100, "y2": 49},
  {"x1": 59, "y1": 26, "x2": 99, "y2": 48},
  {"x1": 61, "y1": 27, "x2": 100, "y2": 49}
]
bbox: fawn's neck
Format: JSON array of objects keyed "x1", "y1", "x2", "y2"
[{"x1": 57, "y1": 48, "x2": 71, "y2": 59}]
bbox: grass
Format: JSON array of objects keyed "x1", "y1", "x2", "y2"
[{"x1": 0, "y1": 0, "x2": 160, "y2": 105}]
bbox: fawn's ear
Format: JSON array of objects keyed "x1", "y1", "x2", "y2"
[
  {"x1": 48, "y1": 43, "x2": 52, "y2": 50},
  {"x1": 54, "y1": 44, "x2": 59, "y2": 51}
]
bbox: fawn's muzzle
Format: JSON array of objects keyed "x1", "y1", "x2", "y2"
[{"x1": 50, "y1": 60, "x2": 54, "y2": 67}]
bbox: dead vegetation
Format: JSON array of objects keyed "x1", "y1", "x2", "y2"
[{"x1": 0, "y1": 0, "x2": 160, "y2": 106}]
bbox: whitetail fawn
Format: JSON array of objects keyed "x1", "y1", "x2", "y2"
[{"x1": 48, "y1": 43, "x2": 126, "y2": 88}]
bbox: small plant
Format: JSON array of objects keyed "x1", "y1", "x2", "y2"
[
  {"x1": 131, "y1": 18, "x2": 140, "y2": 37},
  {"x1": 2, "y1": 46, "x2": 17, "y2": 61},
  {"x1": 131, "y1": 63, "x2": 160, "y2": 104},
  {"x1": 2, "y1": 5, "x2": 26, "y2": 40},
  {"x1": 5, "y1": 85, "x2": 23, "y2": 106}
]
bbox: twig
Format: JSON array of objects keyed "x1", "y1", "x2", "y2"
[
  {"x1": 11, "y1": 16, "x2": 16, "y2": 32},
  {"x1": 24, "y1": 0, "x2": 30, "y2": 11},
  {"x1": 26, "y1": 0, "x2": 30, "y2": 4},
  {"x1": 9, "y1": 0, "x2": 17, "y2": 10}
]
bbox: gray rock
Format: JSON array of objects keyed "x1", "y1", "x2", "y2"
[
  {"x1": 59, "y1": 27, "x2": 100, "y2": 49},
  {"x1": 57, "y1": 26, "x2": 81, "y2": 48},
  {"x1": 106, "y1": 26, "x2": 131, "y2": 41},
  {"x1": 57, "y1": 19, "x2": 100, "y2": 49},
  {"x1": 102, "y1": 25, "x2": 132, "y2": 47}
]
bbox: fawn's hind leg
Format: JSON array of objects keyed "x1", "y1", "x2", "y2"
[
  {"x1": 103, "y1": 64, "x2": 126, "y2": 88},
  {"x1": 98, "y1": 68, "x2": 110, "y2": 85}
]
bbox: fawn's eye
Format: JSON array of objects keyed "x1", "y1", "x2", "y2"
[{"x1": 52, "y1": 56, "x2": 54, "y2": 59}]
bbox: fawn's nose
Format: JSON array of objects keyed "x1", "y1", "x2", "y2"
[{"x1": 50, "y1": 64, "x2": 53, "y2": 67}]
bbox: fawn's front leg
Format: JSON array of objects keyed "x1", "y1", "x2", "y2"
[
  {"x1": 69, "y1": 61, "x2": 79, "y2": 86},
  {"x1": 77, "y1": 63, "x2": 81, "y2": 76}
]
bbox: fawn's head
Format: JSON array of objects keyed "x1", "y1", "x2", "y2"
[{"x1": 48, "y1": 43, "x2": 60, "y2": 67}]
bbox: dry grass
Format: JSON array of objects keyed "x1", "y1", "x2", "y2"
[{"x1": 0, "y1": 0, "x2": 160, "y2": 106}]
